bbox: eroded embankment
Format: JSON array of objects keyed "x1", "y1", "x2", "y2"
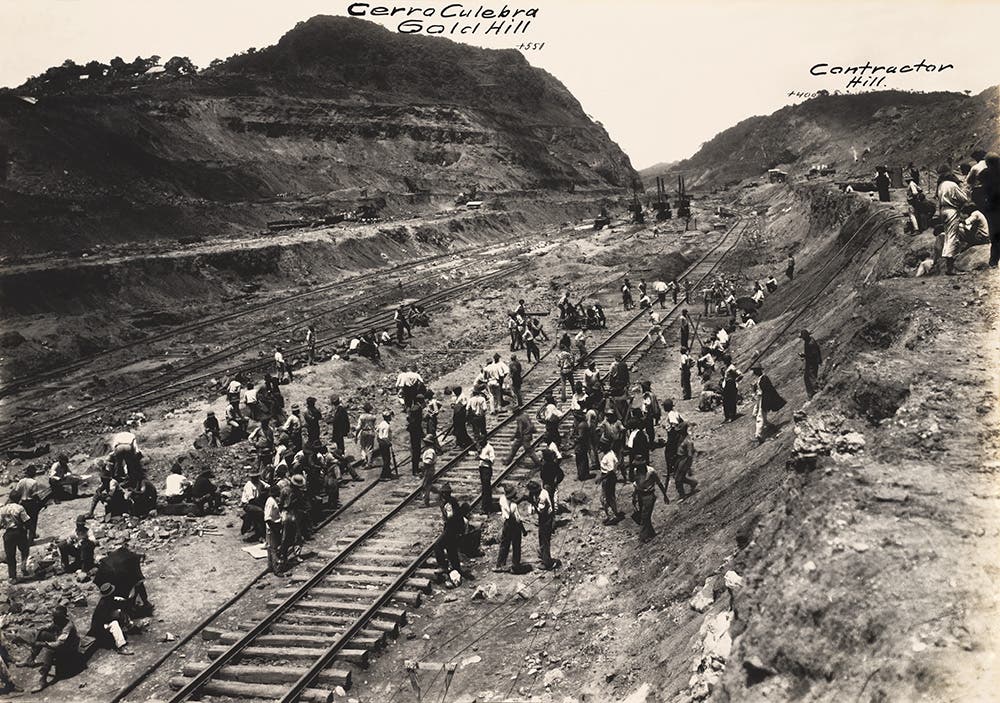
[
  {"x1": 0, "y1": 199, "x2": 605, "y2": 379},
  {"x1": 648, "y1": 185, "x2": 1000, "y2": 703}
]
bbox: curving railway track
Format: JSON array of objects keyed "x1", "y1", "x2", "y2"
[
  {"x1": 136, "y1": 217, "x2": 751, "y2": 703},
  {"x1": 0, "y1": 260, "x2": 530, "y2": 452}
]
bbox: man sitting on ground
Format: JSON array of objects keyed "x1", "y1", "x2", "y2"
[
  {"x1": 22, "y1": 606, "x2": 82, "y2": 693},
  {"x1": 191, "y1": 469, "x2": 222, "y2": 516},
  {"x1": 48, "y1": 454, "x2": 83, "y2": 502},
  {"x1": 58, "y1": 515, "x2": 97, "y2": 574},
  {"x1": 88, "y1": 583, "x2": 133, "y2": 656}
]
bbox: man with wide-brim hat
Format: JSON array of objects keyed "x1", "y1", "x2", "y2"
[{"x1": 89, "y1": 582, "x2": 132, "y2": 655}]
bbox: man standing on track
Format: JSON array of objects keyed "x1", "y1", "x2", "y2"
[
  {"x1": 507, "y1": 407, "x2": 540, "y2": 468},
  {"x1": 376, "y1": 411, "x2": 395, "y2": 479},
  {"x1": 508, "y1": 354, "x2": 524, "y2": 408},
  {"x1": 449, "y1": 387, "x2": 472, "y2": 449},
  {"x1": 466, "y1": 386, "x2": 489, "y2": 444},
  {"x1": 485, "y1": 354, "x2": 509, "y2": 415},
  {"x1": 477, "y1": 437, "x2": 496, "y2": 514},
  {"x1": 679, "y1": 309, "x2": 692, "y2": 350},
  {"x1": 607, "y1": 354, "x2": 630, "y2": 421},
  {"x1": 522, "y1": 326, "x2": 540, "y2": 363}
]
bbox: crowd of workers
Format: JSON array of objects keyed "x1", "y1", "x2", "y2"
[{"x1": 0, "y1": 230, "x2": 820, "y2": 691}]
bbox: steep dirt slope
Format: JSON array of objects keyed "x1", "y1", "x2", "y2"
[
  {"x1": 0, "y1": 16, "x2": 636, "y2": 255},
  {"x1": 644, "y1": 88, "x2": 998, "y2": 186}
]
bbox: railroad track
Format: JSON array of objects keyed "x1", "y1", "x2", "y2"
[
  {"x1": 156, "y1": 217, "x2": 750, "y2": 703},
  {"x1": 0, "y1": 260, "x2": 530, "y2": 452},
  {"x1": 0, "y1": 248, "x2": 468, "y2": 399}
]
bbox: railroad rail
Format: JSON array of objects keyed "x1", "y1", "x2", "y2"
[
  {"x1": 157, "y1": 217, "x2": 750, "y2": 702},
  {"x1": 0, "y1": 261, "x2": 530, "y2": 451},
  {"x1": 0, "y1": 248, "x2": 467, "y2": 399}
]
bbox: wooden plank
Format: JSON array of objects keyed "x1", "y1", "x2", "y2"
[
  {"x1": 276, "y1": 586, "x2": 422, "y2": 606},
  {"x1": 206, "y1": 644, "x2": 368, "y2": 667},
  {"x1": 180, "y1": 663, "x2": 351, "y2": 689},
  {"x1": 268, "y1": 599, "x2": 407, "y2": 623},
  {"x1": 169, "y1": 675, "x2": 333, "y2": 702}
]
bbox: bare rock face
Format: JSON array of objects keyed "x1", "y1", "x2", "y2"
[{"x1": 0, "y1": 16, "x2": 636, "y2": 256}]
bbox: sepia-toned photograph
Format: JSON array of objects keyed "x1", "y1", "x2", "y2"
[{"x1": 0, "y1": 1, "x2": 997, "y2": 701}]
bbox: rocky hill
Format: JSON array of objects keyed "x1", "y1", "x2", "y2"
[
  {"x1": 0, "y1": 16, "x2": 636, "y2": 255},
  {"x1": 644, "y1": 88, "x2": 998, "y2": 187}
]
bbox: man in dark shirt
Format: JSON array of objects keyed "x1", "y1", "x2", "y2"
[
  {"x1": 800, "y1": 330, "x2": 822, "y2": 398},
  {"x1": 24, "y1": 606, "x2": 82, "y2": 692},
  {"x1": 303, "y1": 397, "x2": 323, "y2": 448},
  {"x1": 328, "y1": 395, "x2": 351, "y2": 454},
  {"x1": 508, "y1": 354, "x2": 524, "y2": 407},
  {"x1": 191, "y1": 469, "x2": 221, "y2": 515}
]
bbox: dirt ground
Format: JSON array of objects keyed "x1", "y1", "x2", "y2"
[
  {"x1": 327, "y1": 186, "x2": 1000, "y2": 703},
  {"x1": 3, "y1": 181, "x2": 997, "y2": 703},
  {"x1": 0, "y1": 199, "x2": 709, "y2": 700}
]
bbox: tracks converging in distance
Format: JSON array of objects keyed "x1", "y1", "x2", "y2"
[{"x1": 138, "y1": 218, "x2": 750, "y2": 703}]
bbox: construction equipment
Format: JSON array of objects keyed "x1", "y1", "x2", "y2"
[
  {"x1": 653, "y1": 176, "x2": 672, "y2": 220},
  {"x1": 630, "y1": 187, "x2": 645, "y2": 224},
  {"x1": 593, "y1": 205, "x2": 611, "y2": 230},
  {"x1": 676, "y1": 175, "x2": 692, "y2": 221}
]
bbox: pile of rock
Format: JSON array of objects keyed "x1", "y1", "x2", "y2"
[{"x1": 790, "y1": 410, "x2": 865, "y2": 470}]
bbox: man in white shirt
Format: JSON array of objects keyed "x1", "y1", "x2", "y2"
[
  {"x1": 484, "y1": 354, "x2": 510, "y2": 415},
  {"x1": 477, "y1": 438, "x2": 496, "y2": 514},
  {"x1": 376, "y1": 411, "x2": 395, "y2": 479},
  {"x1": 421, "y1": 439, "x2": 437, "y2": 507},
  {"x1": 396, "y1": 365, "x2": 424, "y2": 409},
  {"x1": 466, "y1": 387, "x2": 488, "y2": 443},
  {"x1": 49, "y1": 454, "x2": 83, "y2": 501},
  {"x1": 162, "y1": 465, "x2": 191, "y2": 503},
  {"x1": 226, "y1": 379, "x2": 242, "y2": 405},
  {"x1": 598, "y1": 444, "x2": 622, "y2": 525},
  {"x1": 274, "y1": 345, "x2": 293, "y2": 382},
  {"x1": 646, "y1": 311, "x2": 667, "y2": 347},
  {"x1": 263, "y1": 486, "x2": 283, "y2": 575},
  {"x1": 239, "y1": 469, "x2": 269, "y2": 542},
  {"x1": 494, "y1": 484, "x2": 525, "y2": 572}
]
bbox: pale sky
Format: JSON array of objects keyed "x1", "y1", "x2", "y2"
[{"x1": 2, "y1": 0, "x2": 998, "y2": 168}]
